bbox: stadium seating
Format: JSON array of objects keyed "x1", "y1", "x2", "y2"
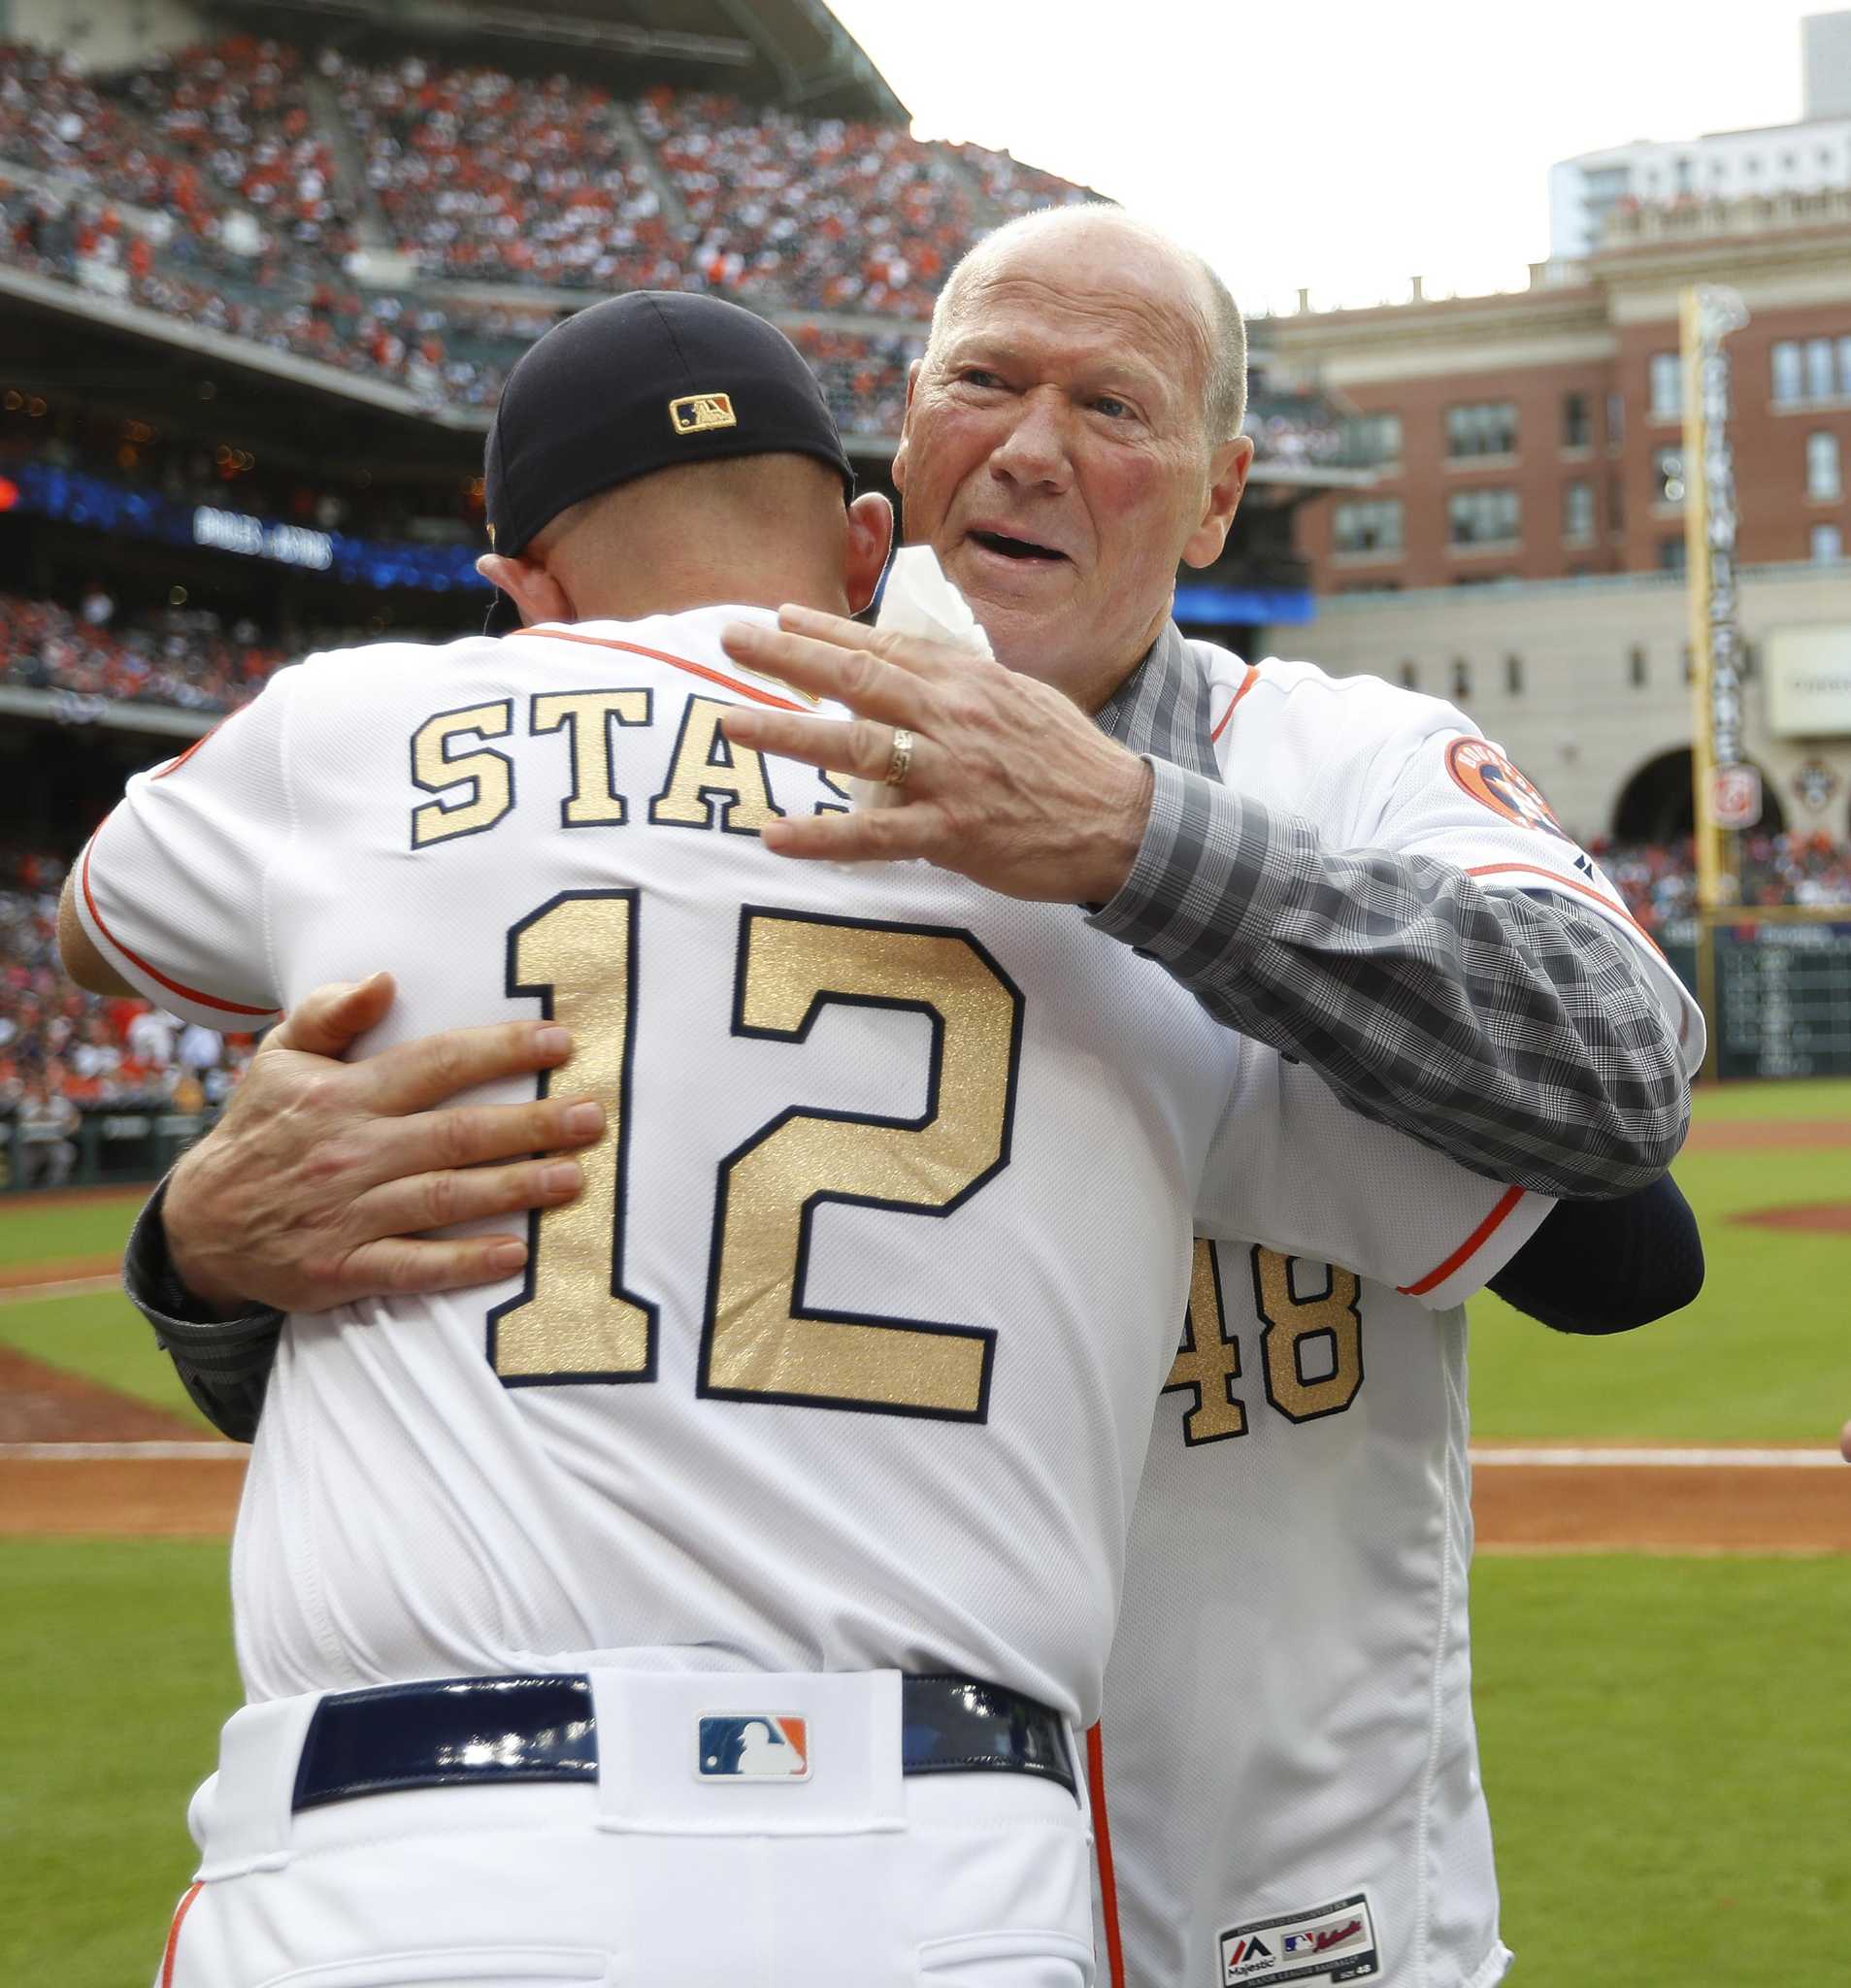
[
  {"x1": 0, "y1": 41, "x2": 1344, "y2": 460},
  {"x1": 0, "y1": 591, "x2": 282, "y2": 713},
  {"x1": 1598, "y1": 835, "x2": 1851, "y2": 929}
]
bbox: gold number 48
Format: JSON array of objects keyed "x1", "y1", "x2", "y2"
[
  {"x1": 489, "y1": 894, "x2": 1024, "y2": 1422},
  {"x1": 1164, "y1": 1239, "x2": 1364, "y2": 1443}
]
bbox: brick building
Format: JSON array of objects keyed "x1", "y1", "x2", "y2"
[
  {"x1": 1252, "y1": 191, "x2": 1851, "y2": 846},
  {"x1": 1270, "y1": 189, "x2": 1851, "y2": 595}
]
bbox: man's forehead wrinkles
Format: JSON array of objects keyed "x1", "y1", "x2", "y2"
[{"x1": 946, "y1": 283, "x2": 1197, "y2": 396}]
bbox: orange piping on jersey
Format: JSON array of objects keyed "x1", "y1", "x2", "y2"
[
  {"x1": 1087, "y1": 1724, "x2": 1127, "y2": 1988},
  {"x1": 80, "y1": 833, "x2": 278, "y2": 1019},
  {"x1": 1208, "y1": 665, "x2": 1257, "y2": 744},
  {"x1": 1464, "y1": 861, "x2": 1669, "y2": 964},
  {"x1": 1398, "y1": 1183, "x2": 1526, "y2": 1298},
  {"x1": 151, "y1": 720, "x2": 225, "y2": 779},
  {"x1": 159, "y1": 1881, "x2": 204, "y2": 1988},
  {"x1": 524, "y1": 627, "x2": 808, "y2": 712}
]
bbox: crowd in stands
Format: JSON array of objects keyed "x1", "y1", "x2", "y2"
[
  {"x1": 1599, "y1": 834, "x2": 1851, "y2": 930},
  {"x1": 0, "y1": 591, "x2": 283, "y2": 714},
  {"x1": 0, "y1": 848, "x2": 253, "y2": 1186}
]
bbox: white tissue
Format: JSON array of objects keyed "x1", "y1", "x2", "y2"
[{"x1": 848, "y1": 547, "x2": 993, "y2": 811}]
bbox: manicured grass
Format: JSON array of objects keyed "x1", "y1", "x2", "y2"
[
  {"x1": 0, "y1": 1188, "x2": 141, "y2": 1269},
  {"x1": 0, "y1": 1540, "x2": 237, "y2": 1987},
  {"x1": 1473, "y1": 1555, "x2": 1851, "y2": 1986},
  {"x1": 1469, "y1": 1092, "x2": 1851, "y2": 1445},
  {"x1": 1685, "y1": 1076, "x2": 1851, "y2": 1123},
  {"x1": 0, "y1": 1288, "x2": 210, "y2": 1423}
]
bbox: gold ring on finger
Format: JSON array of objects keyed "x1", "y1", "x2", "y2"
[{"x1": 884, "y1": 726, "x2": 915, "y2": 788}]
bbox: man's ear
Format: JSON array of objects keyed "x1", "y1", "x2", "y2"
[
  {"x1": 476, "y1": 552, "x2": 575, "y2": 627},
  {"x1": 1181, "y1": 434, "x2": 1255, "y2": 571},
  {"x1": 843, "y1": 493, "x2": 896, "y2": 614},
  {"x1": 890, "y1": 358, "x2": 925, "y2": 496}
]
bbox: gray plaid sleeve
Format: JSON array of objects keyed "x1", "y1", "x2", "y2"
[
  {"x1": 124, "y1": 1175, "x2": 280, "y2": 1443},
  {"x1": 1087, "y1": 759, "x2": 1688, "y2": 1198}
]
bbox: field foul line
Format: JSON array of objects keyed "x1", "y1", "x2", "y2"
[
  {"x1": 1469, "y1": 1446, "x2": 1844, "y2": 1469},
  {"x1": 0, "y1": 1274, "x2": 121, "y2": 1305},
  {"x1": 0, "y1": 1441, "x2": 243, "y2": 1460}
]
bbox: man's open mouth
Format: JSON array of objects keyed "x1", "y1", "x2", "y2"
[{"x1": 968, "y1": 529, "x2": 1068, "y2": 564}]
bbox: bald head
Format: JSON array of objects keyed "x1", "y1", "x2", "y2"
[{"x1": 928, "y1": 205, "x2": 1247, "y2": 445}]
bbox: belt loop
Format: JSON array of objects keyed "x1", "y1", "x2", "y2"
[
  {"x1": 585, "y1": 1669, "x2": 635, "y2": 1826},
  {"x1": 196, "y1": 1694, "x2": 321, "y2": 1879}
]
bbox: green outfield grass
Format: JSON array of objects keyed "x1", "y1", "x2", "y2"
[
  {"x1": 0, "y1": 1188, "x2": 144, "y2": 1269},
  {"x1": 0, "y1": 1541, "x2": 237, "y2": 1987},
  {"x1": 1473, "y1": 1555, "x2": 1851, "y2": 1986},
  {"x1": 0, "y1": 1287, "x2": 208, "y2": 1423},
  {"x1": 1469, "y1": 1081, "x2": 1851, "y2": 1444}
]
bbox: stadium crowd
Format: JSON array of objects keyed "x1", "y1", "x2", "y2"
[
  {"x1": 0, "y1": 38, "x2": 1334, "y2": 458},
  {"x1": 0, "y1": 848, "x2": 252, "y2": 1187},
  {"x1": 1600, "y1": 834, "x2": 1851, "y2": 928},
  {"x1": 0, "y1": 591, "x2": 283, "y2": 714}
]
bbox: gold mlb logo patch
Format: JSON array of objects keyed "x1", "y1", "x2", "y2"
[{"x1": 670, "y1": 392, "x2": 738, "y2": 435}]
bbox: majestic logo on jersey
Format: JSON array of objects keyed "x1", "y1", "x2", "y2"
[
  {"x1": 1445, "y1": 738, "x2": 1571, "y2": 843},
  {"x1": 1219, "y1": 1892, "x2": 1379, "y2": 1984},
  {"x1": 696, "y1": 1714, "x2": 810, "y2": 1781},
  {"x1": 670, "y1": 392, "x2": 739, "y2": 435}
]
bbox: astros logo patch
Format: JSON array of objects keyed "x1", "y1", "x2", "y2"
[
  {"x1": 670, "y1": 392, "x2": 738, "y2": 435},
  {"x1": 1445, "y1": 738, "x2": 1570, "y2": 843},
  {"x1": 697, "y1": 1713, "x2": 810, "y2": 1781}
]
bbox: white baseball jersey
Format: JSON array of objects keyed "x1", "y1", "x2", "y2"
[
  {"x1": 76, "y1": 610, "x2": 1549, "y2": 1726},
  {"x1": 1092, "y1": 646, "x2": 1704, "y2": 1988}
]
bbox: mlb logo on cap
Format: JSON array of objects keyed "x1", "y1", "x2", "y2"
[
  {"x1": 697, "y1": 1714, "x2": 810, "y2": 1782},
  {"x1": 670, "y1": 392, "x2": 738, "y2": 435}
]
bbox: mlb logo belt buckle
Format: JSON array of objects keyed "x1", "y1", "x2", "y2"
[{"x1": 696, "y1": 1713, "x2": 811, "y2": 1783}]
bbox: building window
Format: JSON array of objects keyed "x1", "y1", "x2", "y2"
[
  {"x1": 1451, "y1": 659, "x2": 1471, "y2": 701},
  {"x1": 1628, "y1": 644, "x2": 1647, "y2": 687},
  {"x1": 1399, "y1": 659, "x2": 1419, "y2": 689},
  {"x1": 1648, "y1": 351, "x2": 1682, "y2": 419},
  {"x1": 1332, "y1": 497, "x2": 1404, "y2": 554},
  {"x1": 1813, "y1": 522, "x2": 1845, "y2": 563},
  {"x1": 1447, "y1": 487, "x2": 1520, "y2": 545},
  {"x1": 1445, "y1": 401, "x2": 1518, "y2": 458},
  {"x1": 1772, "y1": 340, "x2": 1805, "y2": 405},
  {"x1": 1807, "y1": 431, "x2": 1842, "y2": 500},
  {"x1": 1806, "y1": 337, "x2": 1836, "y2": 401},
  {"x1": 1342, "y1": 412, "x2": 1402, "y2": 464},
  {"x1": 1606, "y1": 391, "x2": 1624, "y2": 446},
  {"x1": 1609, "y1": 475, "x2": 1625, "y2": 531},
  {"x1": 1563, "y1": 480, "x2": 1596, "y2": 540},
  {"x1": 1561, "y1": 392, "x2": 1593, "y2": 449},
  {"x1": 1661, "y1": 538, "x2": 1688, "y2": 576},
  {"x1": 1840, "y1": 337, "x2": 1851, "y2": 395},
  {"x1": 1504, "y1": 653, "x2": 1524, "y2": 696},
  {"x1": 1652, "y1": 447, "x2": 1686, "y2": 506}
]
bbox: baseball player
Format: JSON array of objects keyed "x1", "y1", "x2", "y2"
[
  {"x1": 60, "y1": 295, "x2": 1562, "y2": 1988},
  {"x1": 717, "y1": 620, "x2": 1703, "y2": 1988}
]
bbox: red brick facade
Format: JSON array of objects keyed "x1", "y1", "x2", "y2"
[{"x1": 1271, "y1": 201, "x2": 1851, "y2": 592}]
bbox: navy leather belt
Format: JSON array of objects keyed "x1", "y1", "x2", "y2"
[{"x1": 291, "y1": 1671, "x2": 1075, "y2": 1811}]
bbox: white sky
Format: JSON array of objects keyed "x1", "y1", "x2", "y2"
[{"x1": 827, "y1": 0, "x2": 1828, "y2": 316}]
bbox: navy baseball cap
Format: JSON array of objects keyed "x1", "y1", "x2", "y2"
[{"x1": 481, "y1": 291, "x2": 855, "y2": 633}]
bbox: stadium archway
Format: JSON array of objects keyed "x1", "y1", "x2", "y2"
[{"x1": 1611, "y1": 748, "x2": 1785, "y2": 842}]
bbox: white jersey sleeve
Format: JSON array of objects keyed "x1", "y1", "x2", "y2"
[
  {"x1": 1194, "y1": 1053, "x2": 1552, "y2": 1310},
  {"x1": 1202, "y1": 646, "x2": 1705, "y2": 1079},
  {"x1": 72, "y1": 674, "x2": 302, "y2": 1030}
]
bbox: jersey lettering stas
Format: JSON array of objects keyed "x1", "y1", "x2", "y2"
[
  {"x1": 78, "y1": 612, "x2": 1557, "y2": 1727},
  {"x1": 1094, "y1": 646, "x2": 1703, "y2": 1988}
]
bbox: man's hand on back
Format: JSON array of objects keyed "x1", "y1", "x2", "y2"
[
  {"x1": 718, "y1": 606, "x2": 1154, "y2": 905},
  {"x1": 166, "y1": 972, "x2": 603, "y2": 1315}
]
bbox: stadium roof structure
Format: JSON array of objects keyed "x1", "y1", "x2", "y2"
[{"x1": 213, "y1": 0, "x2": 909, "y2": 119}]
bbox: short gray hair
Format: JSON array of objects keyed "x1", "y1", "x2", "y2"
[{"x1": 926, "y1": 204, "x2": 1247, "y2": 444}]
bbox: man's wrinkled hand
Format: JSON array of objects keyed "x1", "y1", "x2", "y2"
[
  {"x1": 717, "y1": 605, "x2": 1154, "y2": 905},
  {"x1": 165, "y1": 973, "x2": 603, "y2": 1315}
]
